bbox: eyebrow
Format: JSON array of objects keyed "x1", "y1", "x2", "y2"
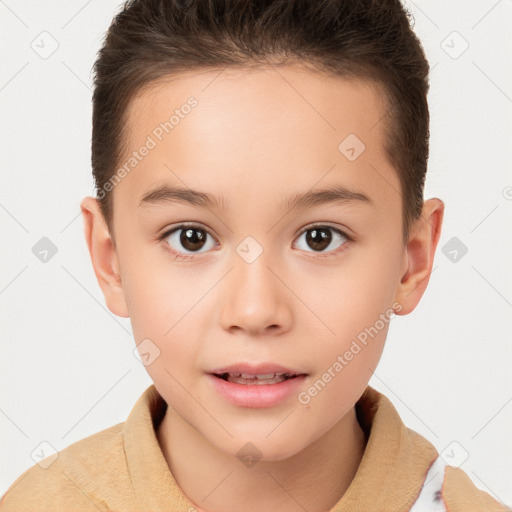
[
  {"x1": 138, "y1": 183, "x2": 373, "y2": 211},
  {"x1": 139, "y1": 184, "x2": 228, "y2": 210},
  {"x1": 284, "y1": 185, "x2": 373, "y2": 211}
]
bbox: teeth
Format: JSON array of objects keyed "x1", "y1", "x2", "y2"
[
  {"x1": 220, "y1": 372, "x2": 297, "y2": 385},
  {"x1": 242, "y1": 372, "x2": 278, "y2": 379},
  {"x1": 256, "y1": 373, "x2": 276, "y2": 379}
]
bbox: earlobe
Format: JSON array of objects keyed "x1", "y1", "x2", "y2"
[
  {"x1": 394, "y1": 198, "x2": 444, "y2": 315},
  {"x1": 80, "y1": 196, "x2": 129, "y2": 318}
]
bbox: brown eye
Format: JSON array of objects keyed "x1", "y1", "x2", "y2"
[
  {"x1": 162, "y1": 225, "x2": 217, "y2": 256},
  {"x1": 180, "y1": 227, "x2": 207, "y2": 251},
  {"x1": 295, "y1": 225, "x2": 348, "y2": 255},
  {"x1": 306, "y1": 227, "x2": 332, "y2": 251}
]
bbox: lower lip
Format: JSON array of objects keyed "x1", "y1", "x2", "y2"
[{"x1": 207, "y1": 374, "x2": 307, "y2": 408}]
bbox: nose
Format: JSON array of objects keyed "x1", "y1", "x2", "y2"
[{"x1": 217, "y1": 245, "x2": 293, "y2": 336}]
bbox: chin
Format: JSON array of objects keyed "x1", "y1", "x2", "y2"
[{"x1": 220, "y1": 434, "x2": 307, "y2": 464}]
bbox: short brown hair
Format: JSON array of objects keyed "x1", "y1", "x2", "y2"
[{"x1": 92, "y1": 0, "x2": 430, "y2": 245}]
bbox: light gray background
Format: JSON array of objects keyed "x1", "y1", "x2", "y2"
[{"x1": 1, "y1": 0, "x2": 511, "y2": 506}]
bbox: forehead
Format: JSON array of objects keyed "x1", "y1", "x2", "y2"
[
  {"x1": 125, "y1": 64, "x2": 389, "y2": 144},
  {"x1": 115, "y1": 64, "x2": 399, "y2": 221}
]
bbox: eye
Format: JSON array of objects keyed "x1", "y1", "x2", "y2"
[
  {"x1": 294, "y1": 225, "x2": 349, "y2": 256},
  {"x1": 160, "y1": 224, "x2": 217, "y2": 259},
  {"x1": 159, "y1": 223, "x2": 350, "y2": 260}
]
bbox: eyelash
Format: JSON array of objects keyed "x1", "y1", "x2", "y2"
[{"x1": 158, "y1": 223, "x2": 352, "y2": 261}]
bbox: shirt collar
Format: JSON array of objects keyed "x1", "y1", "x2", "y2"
[{"x1": 123, "y1": 384, "x2": 438, "y2": 511}]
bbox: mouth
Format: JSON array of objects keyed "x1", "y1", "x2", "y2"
[
  {"x1": 212, "y1": 372, "x2": 305, "y2": 385},
  {"x1": 207, "y1": 363, "x2": 308, "y2": 407},
  {"x1": 209, "y1": 362, "x2": 308, "y2": 386}
]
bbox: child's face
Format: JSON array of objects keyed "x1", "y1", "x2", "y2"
[{"x1": 86, "y1": 64, "x2": 439, "y2": 460}]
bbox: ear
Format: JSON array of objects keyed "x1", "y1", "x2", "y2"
[
  {"x1": 394, "y1": 198, "x2": 444, "y2": 315},
  {"x1": 80, "y1": 196, "x2": 129, "y2": 318}
]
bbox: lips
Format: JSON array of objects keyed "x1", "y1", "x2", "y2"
[
  {"x1": 209, "y1": 363, "x2": 307, "y2": 385},
  {"x1": 216, "y1": 372, "x2": 296, "y2": 384}
]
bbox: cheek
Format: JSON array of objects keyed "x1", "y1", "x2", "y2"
[
  {"x1": 120, "y1": 248, "x2": 193, "y2": 337},
  {"x1": 119, "y1": 249, "x2": 206, "y2": 374},
  {"x1": 301, "y1": 322, "x2": 389, "y2": 431},
  {"x1": 303, "y1": 251, "x2": 399, "y2": 342},
  {"x1": 297, "y1": 241, "x2": 399, "y2": 394}
]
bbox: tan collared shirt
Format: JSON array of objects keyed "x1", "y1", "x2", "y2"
[{"x1": 1, "y1": 384, "x2": 508, "y2": 511}]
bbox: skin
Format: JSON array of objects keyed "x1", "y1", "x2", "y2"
[{"x1": 81, "y1": 64, "x2": 444, "y2": 512}]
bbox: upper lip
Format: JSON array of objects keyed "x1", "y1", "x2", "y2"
[{"x1": 209, "y1": 362, "x2": 307, "y2": 376}]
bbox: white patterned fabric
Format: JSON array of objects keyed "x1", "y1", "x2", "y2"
[{"x1": 409, "y1": 456, "x2": 448, "y2": 512}]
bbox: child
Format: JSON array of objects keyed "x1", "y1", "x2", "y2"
[{"x1": 1, "y1": 0, "x2": 509, "y2": 511}]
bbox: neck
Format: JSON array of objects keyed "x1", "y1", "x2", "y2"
[{"x1": 157, "y1": 405, "x2": 366, "y2": 512}]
